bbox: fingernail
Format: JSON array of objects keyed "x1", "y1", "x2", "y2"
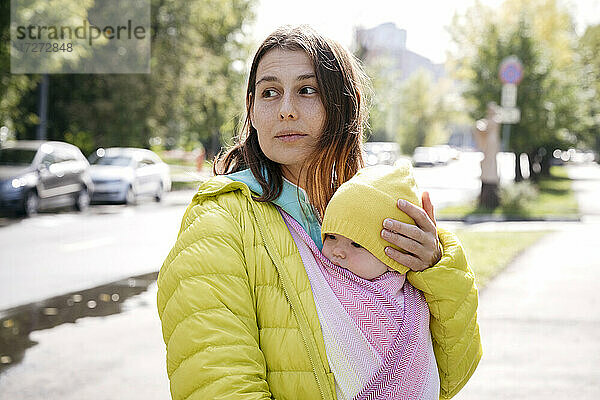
[
  {"x1": 382, "y1": 229, "x2": 390, "y2": 238},
  {"x1": 397, "y1": 199, "x2": 406, "y2": 207},
  {"x1": 383, "y1": 219, "x2": 392, "y2": 229}
]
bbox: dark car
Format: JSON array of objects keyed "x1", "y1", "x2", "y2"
[{"x1": 0, "y1": 140, "x2": 93, "y2": 216}]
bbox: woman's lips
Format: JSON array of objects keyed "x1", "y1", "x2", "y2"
[{"x1": 275, "y1": 133, "x2": 307, "y2": 142}]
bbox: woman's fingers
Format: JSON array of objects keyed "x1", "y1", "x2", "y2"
[
  {"x1": 380, "y1": 196, "x2": 442, "y2": 271},
  {"x1": 421, "y1": 191, "x2": 437, "y2": 227},
  {"x1": 384, "y1": 246, "x2": 430, "y2": 272},
  {"x1": 396, "y1": 199, "x2": 436, "y2": 234},
  {"x1": 382, "y1": 218, "x2": 427, "y2": 244},
  {"x1": 381, "y1": 229, "x2": 428, "y2": 259}
]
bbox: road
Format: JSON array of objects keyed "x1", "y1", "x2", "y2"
[
  {"x1": 412, "y1": 151, "x2": 482, "y2": 209},
  {"x1": 0, "y1": 153, "x2": 483, "y2": 311},
  {"x1": 0, "y1": 191, "x2": 194, "y2": 310}
]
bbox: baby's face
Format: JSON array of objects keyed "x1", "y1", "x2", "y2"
[{"x1": 322, "y1": 233, "x2": 391, "y2": 280}]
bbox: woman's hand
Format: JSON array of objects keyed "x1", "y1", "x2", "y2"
[{"x1": 381, "y1": 191, "x2": 441, "y2": 272}]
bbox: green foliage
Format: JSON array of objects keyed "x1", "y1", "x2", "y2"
[
  {"x1": 578, "y1": 24, "x2": 600, "y2": 154},
  {"x1": 395, "y1": 70, "x2": 454, "y2": 154},
  {"x1": 363, "y1": 57, "x2": 402, "y2": 142},
  {"x1": 0, "y1": 0, "x2": 39, "y2": 135},
  {"x1": 64, "y1": 130, "x2": 97, "y2": 157},
  {"x1": 449, "y1": 0, "x2": 590, "y2": 178},
  {"x1": 0, "y1": 0, "x2": 254, "y2": 156},
  {"x1": 362, "y1": 58, "x2": 456, "y2": 154},
  {"x1": 499, "y1": 181, "x2": 538, "y2": 212}
]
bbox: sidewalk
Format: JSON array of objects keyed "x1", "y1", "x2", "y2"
[{"x1": 454, "y1": 164, "x2": 600, "y2": 399}]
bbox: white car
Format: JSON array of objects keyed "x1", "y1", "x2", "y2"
[
  {"x1": 412, "y1": 146, "x2": 439, "y2": 167},
  {"x1": 364, "y1": 142, "x2": 401, "y2": 166},
  {"x1": 88, "y1": 148, "x2": 171, "y2": 204}
]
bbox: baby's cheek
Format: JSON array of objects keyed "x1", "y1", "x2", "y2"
[{"x1": 321, "y1": 241, "x2": 333, "y2": 261}]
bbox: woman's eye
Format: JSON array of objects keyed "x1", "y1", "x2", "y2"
[
  {"x1": 299, "y1": 86, "x2": 317, "y2": 95},
  {"x1": 261, "y1": 89, "x2": 278, "y2": 98},
  {"x1": 326, "y1": 234, "x2": 336, "y2": 240},
  {"x1": 351, "y1": 242, "x2": 363, "y2": 249}
]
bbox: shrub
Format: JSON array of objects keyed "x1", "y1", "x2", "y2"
[{"x1": 500, "y1": 181, "x2": 538, "y2": 213}]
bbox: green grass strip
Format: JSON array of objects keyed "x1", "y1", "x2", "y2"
[{"x1": 455, "y1": 230, "x2": 552, "y2": 288}]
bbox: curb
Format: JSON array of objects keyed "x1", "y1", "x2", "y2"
[{"x1": 438, "y1": 214, "x2": 581, "y2": 223}]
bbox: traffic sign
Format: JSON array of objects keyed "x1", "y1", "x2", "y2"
[
  {"x1": 499, "y1": 56, "x2": 524, "y2": 85},
  {"x1": 500, "y1": 107, "x2": 521, "y2": 124}
]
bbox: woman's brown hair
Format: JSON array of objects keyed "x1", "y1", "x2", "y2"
[{"x1": 214, "y1": 25, "x2": 368, "y2": 218}]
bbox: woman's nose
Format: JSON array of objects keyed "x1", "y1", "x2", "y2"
[{"x1": 279, "y1": 93, "x2": 297, "y2": 120}]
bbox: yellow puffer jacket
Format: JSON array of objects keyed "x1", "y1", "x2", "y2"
[{"x1": 157, "y1": 176, "x2": 482, "y2": 400}]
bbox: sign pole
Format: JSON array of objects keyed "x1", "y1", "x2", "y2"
[
  {"x1": 502, "y1": 123, "x2": 510, "y2": 152},
  {"x1": 498, "y1": 56, "x2": 524, "y2": 153}
]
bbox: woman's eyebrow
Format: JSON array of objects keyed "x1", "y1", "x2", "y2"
[
  {"x1": 296, "y1": 73, "x2": 316, "y2": 81},
  {"x1": 256, "y1": 73, "x2": 316, "y2": 86}
]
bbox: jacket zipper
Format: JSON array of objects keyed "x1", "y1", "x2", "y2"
[{"x1": 251, "y1": 202, "x2": 331, "y2": 400}]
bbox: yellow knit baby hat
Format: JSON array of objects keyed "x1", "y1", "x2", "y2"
[{"x1": 321, "y1": 161, "x2": 421, "y2": 274}]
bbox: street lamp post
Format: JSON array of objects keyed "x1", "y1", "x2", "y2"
[{"x1": 36, "y1": 74, "x2": 49, "y2": 141}]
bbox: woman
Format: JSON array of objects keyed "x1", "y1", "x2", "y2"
[{"x1": 157, "y1": 25, "x2": 481, "y2": 400}]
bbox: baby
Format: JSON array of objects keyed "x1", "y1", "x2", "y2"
[
  {"x1": 314, "y1": 162, "x2": 440, "y2": 399},
  {"x1": 322, "y1": 232, "x2": 393, "y2": 280},
  {"x1": 320, "y1": 162, "x2": 422, "y2": 281}
]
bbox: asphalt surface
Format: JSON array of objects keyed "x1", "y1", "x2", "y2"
[{"x1": 0, "y1": 190, "x2": 196, "y2": 310}]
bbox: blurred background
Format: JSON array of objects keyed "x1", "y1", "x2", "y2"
[{"x1": 1, "y1": 0, "x2": 599, "y2": 398}]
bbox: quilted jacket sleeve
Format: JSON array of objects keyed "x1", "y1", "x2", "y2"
[
  {"x1": 406, "y1": 227, "x2": 482, "y2": 400},
  {"x1": 156, "y1": 195, "x2": 272, "y2": 400}
]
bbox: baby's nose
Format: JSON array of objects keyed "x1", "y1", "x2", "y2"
[{"x1": 333, "y1": 247, "x2": 346, "y2": 258}]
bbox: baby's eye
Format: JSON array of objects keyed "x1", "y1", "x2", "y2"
[
  {"x1": 261, "y1": 89, "x2": 278, "y2": 98},
  {"x1": 299, "y1": 86, "x2": 318, "y2": 95},
  {"x1": 351, "y1": 242, "x2": 363, "y2": 248},
  {"x1": 325, "y1": 234, "x2": 336, "y2": 240}
]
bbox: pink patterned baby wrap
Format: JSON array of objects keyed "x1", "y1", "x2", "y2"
[{"x1": 279, "y1": 209, "x2": 439, "y2": 400}]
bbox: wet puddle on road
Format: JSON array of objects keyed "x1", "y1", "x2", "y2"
[{"x1": 0, "y1": 272, "x2": 158, "y2": 374}]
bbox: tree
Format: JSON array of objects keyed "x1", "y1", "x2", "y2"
[
  {"x1": 148, "y1": 0, "x2": 253, "y2": 157},
  {"x1": 363, "y1": 57, "x2": 403, "y2": 142},
  {"x1": 578, "y1": 24, "x2": 600, "y2": 155},
  {"x1": 1, "y1": 0, "x2": 254, "y2": 157},
  {"x1": 396, "y1": 70, "x2": 455, "y2": 155},
  {"x1": 449, "y1": 0, "x2": 585, "y2": 180},
  {"x1": 0, "y1": 0, "x2": 38, "y2": 137}
]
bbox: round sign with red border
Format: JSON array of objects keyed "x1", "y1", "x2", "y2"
[{"x1": 499, "y1": 56, "x2": 524, "y2": 85}]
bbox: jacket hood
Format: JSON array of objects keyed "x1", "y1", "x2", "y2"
[
  {"x1": 193, "y1": 175, "x2": 254, "y2": 201},
  {"x1": 196, "y1": 172, "x2": 323, "y2": 249}
]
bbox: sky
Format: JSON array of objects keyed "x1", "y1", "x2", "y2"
[{"x1": 251, "y1": 0, "x2": 600, "y2": 64}]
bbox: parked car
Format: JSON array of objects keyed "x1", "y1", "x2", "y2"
[
  {"x1": 411, "y1": 145, "x2": 458, "y2": 167},
  {"x1": 0, "y1": 140, "x2": 93, "y2": 216},
  {"x1": 364, "y1": 142, "x2": 401, "y2": 166},
  {"x1": 88, "y1": 147, "x2": 171, "y2": 204},
  {"x1": 412, "y1": 146, "x2": 439, "y2": 167}
]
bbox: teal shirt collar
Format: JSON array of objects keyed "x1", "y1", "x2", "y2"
[{"x1": 226, "y1": 168, "x2": 323, "y2": 249}]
